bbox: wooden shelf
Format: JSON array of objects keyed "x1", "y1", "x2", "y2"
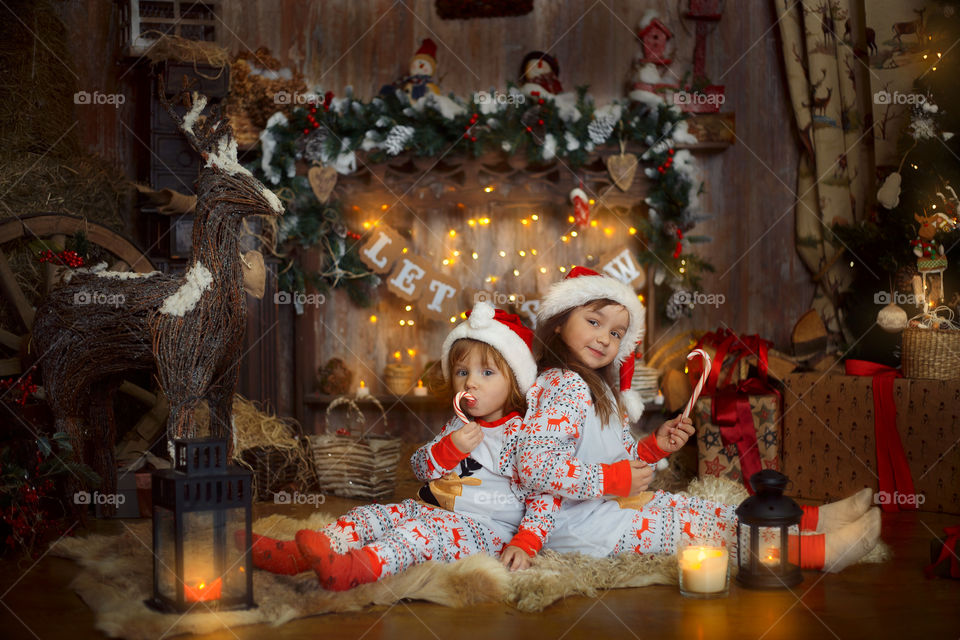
[{"x1": 304, "y1": 392, "x2": 448, "y2": 408}]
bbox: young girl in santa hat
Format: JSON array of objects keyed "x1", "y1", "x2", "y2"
[
  {"x1": 508, "y1": 266, "x2": 880, "y2": 571},
  {"x1": 241, "y1": 302, "x2": 555, "y2": 590}
]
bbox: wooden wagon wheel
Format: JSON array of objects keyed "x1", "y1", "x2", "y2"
[{"x1": 0, "y1": 213, "x2": 169, "y2": 460}]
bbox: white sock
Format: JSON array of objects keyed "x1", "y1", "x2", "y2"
[
  {"x1": 823, "y1": 508, "x2": 881, "y2": 573},
  {"x1": 816, "y1": 488, "x2": 874, "y2": 533}
]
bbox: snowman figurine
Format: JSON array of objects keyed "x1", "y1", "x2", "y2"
[
  {"x1": 519, "y1": 51, "x2": 563, "y2": 95},
  {"x1": 402, "y1": 38, "x2": 440, "y2": 102}
]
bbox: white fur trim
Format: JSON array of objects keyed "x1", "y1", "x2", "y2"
[
  {"x1": 159, "y1": 262, "x2": 213, "y2": 316},
  {"x1": 441, "y1": 301, "x2": 537, "y2": 393},
  {"x1": 622, "y1": 389, "x2": 645, "y2": 423},
  {"x1": 537, "y1": 274, "x2": 646, "y2": 365}
]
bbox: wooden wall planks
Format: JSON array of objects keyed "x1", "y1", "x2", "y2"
[{"x1": 57, "y1": 0, "x2": 813, "y2": 429}]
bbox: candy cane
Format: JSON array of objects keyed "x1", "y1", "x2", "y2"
[
  {"x1": 681, "y1": 348, "x2": 712, "y2": 423},
  {"x1": 454, "y1": 391, "x2": 477, "y2": 424}
]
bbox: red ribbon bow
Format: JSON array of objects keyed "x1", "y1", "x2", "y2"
[
  {"x1": 925, "y1": 525, "x2": 960, "y2": 579},
  {"x1": 696, "y1": 329, "x2": 777, "y2": 494},
  {"x1": 844, "y1": 360, "x2": 918, "y2": 513}
]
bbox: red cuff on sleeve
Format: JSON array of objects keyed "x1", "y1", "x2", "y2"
[
  {"x1": 508, "y1": 529, "x2": 543, "y2": 557},
  {"x1": 602, "y1": 459, "x2": 632, "y2": 497},
  {"x1": 636, "y1": 432, "x2": 669, "y2": 463},
  {"x1": 431, "y1": 434, "x2": 468, "y2": 469}
]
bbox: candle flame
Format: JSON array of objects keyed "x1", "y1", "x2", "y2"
[{"x1": 360, "y1": 380, "x2": 366, "y2": 388}]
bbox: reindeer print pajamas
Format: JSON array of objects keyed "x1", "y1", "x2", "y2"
[
  {"x1": 508, "y1": 369, "x2": 739, "y2": 559},
  {"x1": 318, "y1": 412, "x2": 557, "y2": 577}
]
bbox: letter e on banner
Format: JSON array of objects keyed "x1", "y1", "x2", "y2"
[{"x1": 387, "y1": 254, "x2": 430, "y2": 302}]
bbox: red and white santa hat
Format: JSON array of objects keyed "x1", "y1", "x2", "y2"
[
  {"x1": 441, "y1": 301, "x2": 537, "y2": 393},
  {"x1": 538, "y1": 265, "x2": 647, "y2": 421}
]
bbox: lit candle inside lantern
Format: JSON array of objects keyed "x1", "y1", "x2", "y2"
[
  {"x1": 655, "y1": 390, "x2": 665, "y2": 405},
  {"x1": 184, "y1": 576, "x2": 222, "y2": 603},
  {"x1": 679, "y1": 545, "x2": 729, "y2": 596},
  {"x1": 413, "y1": 379, "x2": 428, "y2": 396},
  {"x1": 761, "y1": 546, "x2": 780, "y2": 566},
  {"x1": 356, "y1": 380, "x2": 370, "y2": 398}
]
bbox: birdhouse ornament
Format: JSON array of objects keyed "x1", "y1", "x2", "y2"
[
  {"x1": 520, "y1": 51, "x2": 563, "y2": 95},
  {"x1": 403, "y1": 38, "x2": 440, "y2": 101},
  {"x1": 637, "y1": 17, "x2": 673, "y2": 66}
]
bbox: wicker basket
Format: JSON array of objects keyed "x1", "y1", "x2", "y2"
[
  {"x1": 901, "y1": 327, "x2": 960, "y2": 380},
  {"x1": 309, "y1": 396, "x2": 402, "y2": 500},
  {"x1": 240, "y1": 445, "x2": 310, "y2": 501}
]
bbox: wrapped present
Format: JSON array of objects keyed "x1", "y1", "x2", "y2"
[
  {"x1": 781, "y1": 364, "x2": 960, "y2": 515},
  {"x1": 692, "y1": 330, "x2": 781, "y2": 492},
  {"x1": 694, "y1": 387, "x2": 781, "y2": 489}
]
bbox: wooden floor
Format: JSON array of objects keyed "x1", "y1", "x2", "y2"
[{"x1": 1, "y1": 493, "x2": 958, "y2": 640}]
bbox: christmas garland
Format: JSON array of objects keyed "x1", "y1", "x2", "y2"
[{"x1": 252, "y1": 85, "x2": 712, "y2": 315}]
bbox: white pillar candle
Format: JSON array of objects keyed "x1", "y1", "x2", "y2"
[{"x1": 679, "y1": 546, "x2": 729, "y2": 595}]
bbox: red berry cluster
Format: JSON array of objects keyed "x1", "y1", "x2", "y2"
[
  {"x1": 0, "y1": 372, "x2": 38, "y2": 406},
  {"x1": 335, "y1": 428, "x2": 350, "y2": 436},
  {"x1": 656, "y1": 148, "x2": 676, "y2": 175},
  {"x1": 462, "y1": 112, "x2": 480, "y2": 142},
  {"x1": 672, "y1": 228, "x2": 684, "y2": 259},
  {"x1": 302, "y1": 92, "x2": 334, "y2": 135},
  {"x1": 37, "y1": 249, "x2": 83, "y2": 267},
  {"x1": 346, "y1": 230, "x2": 362, "y2": 240},
  {"x1": 1, "y1": 452, "x2": 60, "y2": 556}
]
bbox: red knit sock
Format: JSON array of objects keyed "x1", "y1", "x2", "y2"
[
  {"x1": 295, "y1": 529, "x2": 383, "y2": 591},
  {"x1": 234, "y1": 530, "x2": 310, "y2": 575},
  {"x1": 788, "y1": 533, "x2": 826, "y2": 569},
  {"x1": 800, "y1": 505, "x2": 820, "y2": 532}
]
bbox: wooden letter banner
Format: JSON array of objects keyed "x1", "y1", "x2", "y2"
[{"x1": 360, "y1": 224, "x2": 462, "y2": 319}]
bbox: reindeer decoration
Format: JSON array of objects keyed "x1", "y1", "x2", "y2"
[
  {"x1": 31, "y1": 85, "x2": 284, "y2": 505},
  {"x1": 911, "y1": 210, "x2": 957, "y2": 307}
]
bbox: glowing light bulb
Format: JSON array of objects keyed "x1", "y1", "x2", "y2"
[
  {"x1": 531, "y1": 249, "x2": 537, "y2": 255},
  {"x1": 468, "y1": 219, "x2": 476, "y2": 227},
  {"x1": 405, "y1": 305, "x2": 412, "y2": 311},
  {"x1": 519, "y1": 250, "x2": 526, "y2": 257},
  {"x1": 571, "y1": 231, "x2": 578, "y2": 237},
  {"x1": 472, "y1": 252, "x2": 479, "y2": 260},
  {"x1": 513, "y1": 269, "x2": 520, "y2": 276},
  {"x1": 449, "y1": 229, "x2": 456, "y2": 237},
  {"x1": 539, "y1": 267, "x2": 547, "y2": 274},
  {"x1": 629, "y1": 227, "x2": 637, "y2": 235},
  {"x1": 532, "y1": 214, "x2": 539, "y2": 221},
  {"x1": 369, "y1": 315, "x2": 377, "y2": 323},
  {"x1": 499, "y1": 250, "x2": 506, "y2": 257},
  {"x1": 484, "y1": 186, "x2": 494, "y2": 193},
  {"x1": 381, "y1": 204, "x2": 389, "y2": 211}
]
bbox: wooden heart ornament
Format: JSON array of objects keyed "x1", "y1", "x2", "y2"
[
  {"x1": 605, "y1": 153, "x2": 638, "y2": 191},
  {"x1": 308, "y1": 165, "x2": 338, "y2": 203}
]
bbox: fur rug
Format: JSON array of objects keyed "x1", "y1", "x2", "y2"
[{"x1": 49, "y1": 477, "x2": 890, "y2": 640}]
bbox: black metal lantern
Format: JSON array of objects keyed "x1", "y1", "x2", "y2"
[
  {"x1": 735, "y1": 470, "x2": 803, "y2": 589},
  {"x1": 147, "y1": 438, "x2": 255, "y2": 612}
]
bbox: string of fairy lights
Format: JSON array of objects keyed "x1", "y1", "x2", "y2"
[{"x1": 359, "y1": 186, "x2": 649, "y2": 328}]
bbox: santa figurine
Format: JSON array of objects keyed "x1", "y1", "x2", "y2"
[
  {"x1": 519, "y1": 51, "x2": 563, "y2": 95},
  {"x1": 402, "y1": 38, "x2": 441, "y2": 101}
]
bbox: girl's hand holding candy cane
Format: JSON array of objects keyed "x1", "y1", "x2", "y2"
[
  {"x1": 451, "y1": 391, "x2": 484, "y2": 453},
  {"x1": 653, "y1": 349, "x2": 710, "y2": 453}
]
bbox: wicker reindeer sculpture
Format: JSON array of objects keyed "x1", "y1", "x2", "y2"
[{"x1": 32, "y1": 88, "x2": 284, "y2": 502}]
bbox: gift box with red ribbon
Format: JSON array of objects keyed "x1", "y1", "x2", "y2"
[
  {"x1": 781, "y1": 363, "x2": 960, "y2": 515},
  {"x1": 691, "y1": 330, "x2": 782, "y2": 493}
]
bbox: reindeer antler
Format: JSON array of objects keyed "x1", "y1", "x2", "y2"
[{"x1": 156, "y1": 76, "x2": 232, "y2": 158}]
